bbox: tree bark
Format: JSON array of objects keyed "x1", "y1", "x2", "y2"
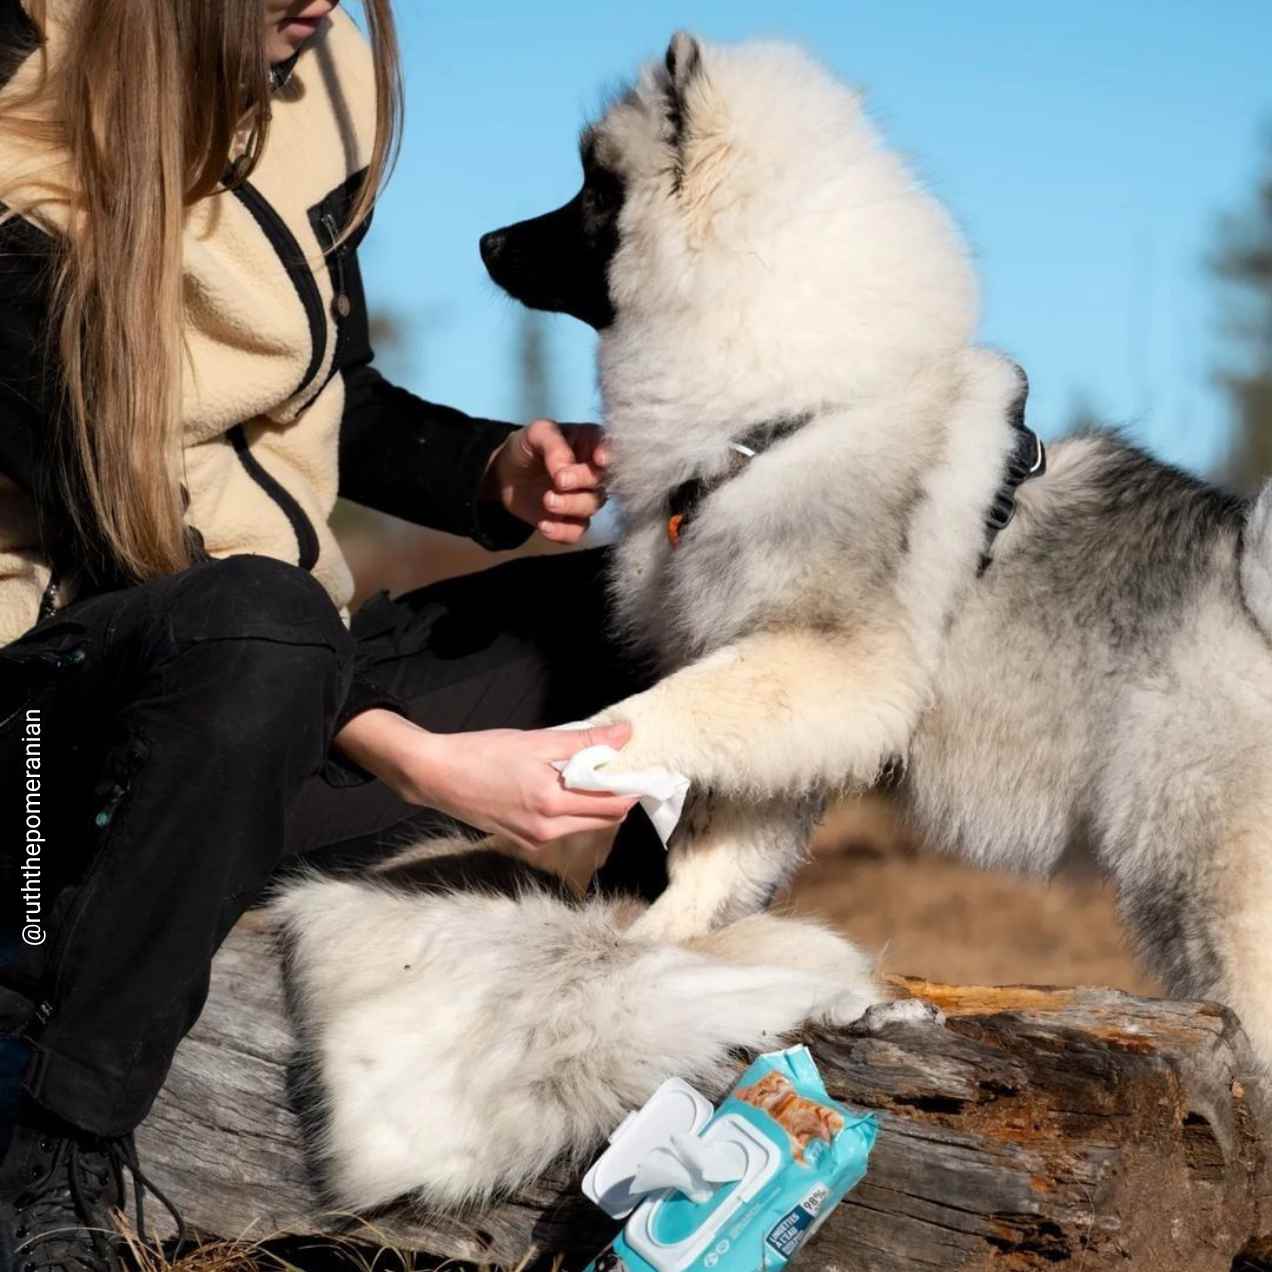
[{"x1": 137, "y1": 911, "x2": 1272, "y2": 1270}]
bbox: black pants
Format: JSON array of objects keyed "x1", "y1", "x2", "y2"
[{"x1": 0, "y1": 548, "x2": 661, "y2": 1138}]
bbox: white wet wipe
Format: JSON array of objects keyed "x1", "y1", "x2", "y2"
[{"x1": 551, "y1": 724, "x2": 690, "y2": 846}]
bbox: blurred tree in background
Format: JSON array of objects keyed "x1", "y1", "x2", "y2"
[
  {"x1": 1213, "y1": 130, "x2": 1272, "y2": 492},
  {"x1": 517, "y1": 310, "x2": 555, "y2": 423}
]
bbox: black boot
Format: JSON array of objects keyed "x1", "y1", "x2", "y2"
[{"x1": 0, "y1": 1112, "x2": 184, "y2": 1272}]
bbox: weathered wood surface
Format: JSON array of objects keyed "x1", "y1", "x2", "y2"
[{"x1": 139, "y1": 912, "x2": 1272, "y2": 1269}]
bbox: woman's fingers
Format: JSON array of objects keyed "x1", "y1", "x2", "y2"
[
  {"x1": 561, "y1": 423, "x2": 609, "y2": 468},
  {"x1": 551, "y1": 789, "x2": 641, "y2": 820},
  {"x1": 539, "y1": 721, "x2": 632, "y2": 760},
  {"x1": 508, "y1": 784, "x2": 639, "y2": 855},
  {"x1": 552, "y1": 459, "x2": 606, "y2": 493},
  {"x1": 517, "y1": 808, "x2": 639, "y2": 852},
  {"x1": 553, "y1": 429, "x2": 608, "y2": 492},
  {"x1": 543, "y1": 489, "x2": 605, "y2": 518},
  {"x1": 523, "y1": 420, "x2": 607, "y2": 497},
  {"x1": 537, "y1": 516, "x2": 591, "y2": 543},
  {"x1": 544, "y1": 812, "x2": 640, "y2": 838},
  {"x1": 525, "y1": 418, "x2": 577, "y2": 479}
]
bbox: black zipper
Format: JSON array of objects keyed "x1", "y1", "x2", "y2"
[
  {"x1": 319, "y1": 212, "x2": 352, "y2": 321},
  {"x1": 230, "y1": 178, "x2": 328, "y2": 400},
  {"x1": 229, "y1": 424, "x2": 321, "y2": 570},
  {"x1": 227, "y1": 176, "x2": 326, "y2": 571}
]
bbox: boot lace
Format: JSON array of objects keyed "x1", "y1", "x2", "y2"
[{"x1": 13, "y1": 1131, "x2": 187, "y2": 1272}]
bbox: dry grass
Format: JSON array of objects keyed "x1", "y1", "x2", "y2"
[
  {"x1": 114, "y1": 1203, "x2": 564, "y2": 1272},
  {"x1": 115, "y1": 1219, "x2": 528, "y2": 1272}
]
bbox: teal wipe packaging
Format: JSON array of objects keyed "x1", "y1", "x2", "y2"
[{"x1": 582, "y1": 1046, "x2": 877, "y2": 1271}]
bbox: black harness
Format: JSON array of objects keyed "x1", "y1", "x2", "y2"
[
  {"x1": 663, "y1": 402, "x2": 1046, "y2": 571},
  {"x1": 664, "y1": 413, "x2": 813, "y2": 549},
  {"x1": 979, "y1": 408, "x2": 1047, "y2": 572}
]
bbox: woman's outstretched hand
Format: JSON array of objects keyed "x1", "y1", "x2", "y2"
[
  {"x1": 484, "y1": 418, "x2": 609, "y2": 544},
  {"x1": 333, "y1": 709, "x2": 638, "y2": 856}
]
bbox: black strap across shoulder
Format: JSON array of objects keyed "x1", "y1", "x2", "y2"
[
  {"x1": 664, "y1": 391, "x2": 1046, "y2": 570},
  {"x1": 665, "y1": 412, "x2": 812, "y2": 547},
  {"x1": 979, "y1": 385, "x2": 1046, "y2": 573}
]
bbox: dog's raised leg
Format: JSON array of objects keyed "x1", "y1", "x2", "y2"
[
  {"x1": 590, "y1": 625, "x2": 928, "y2": 939},
  {"x1": 592, "y1": 626, "x2": 926, "y2": 795}
]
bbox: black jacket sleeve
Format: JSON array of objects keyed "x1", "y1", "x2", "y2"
[
  {"x1": 319, "y1": 655, "x2": 416, "y2": 788},
  {"x1": 330, "y1": 217, "x2": 533, "y2": 552},
  {"x1": 338, "y1": 362, "x2": 533, "y2": 551}
]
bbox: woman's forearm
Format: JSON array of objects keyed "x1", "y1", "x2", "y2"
[
  {"x1": 330, "y1": 708, "x2": 637, "y2": 854},
  {"x1": 332, "y1": 707, "x2": 440, "y2": 801}
]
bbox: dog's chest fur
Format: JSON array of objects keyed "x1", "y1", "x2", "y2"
[{"x1": 601, "y1": 352, "x2": 1018, "y2": 680}]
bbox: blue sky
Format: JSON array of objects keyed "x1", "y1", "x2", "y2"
[{"x1": 358, "y1": 1, "x2": 1271, "y2": 478}]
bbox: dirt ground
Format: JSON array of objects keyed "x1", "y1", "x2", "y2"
[
  {"x1": 788, "y1": 800, "x2": 1160, "y2": 994},
  {"x1": 340, "y1": 517, "x2": 1163, "y2": 998}
]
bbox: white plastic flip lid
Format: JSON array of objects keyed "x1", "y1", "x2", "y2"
[
  {"x1": 624, "y1": 1114, "x2": 783, "y2": 1272},
  {"x1": 582, "y1": 1078, "x2": 716, "y2": 1219}
]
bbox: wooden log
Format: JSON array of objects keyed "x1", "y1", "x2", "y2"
[{"x1": 138, "y1": 912, "x2": 1272, "y2": 1270}]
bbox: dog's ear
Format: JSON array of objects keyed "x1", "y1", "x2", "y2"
[
  {"x1": 664, "y1": 31, "x2": 703, "y2": 95},
  {"x1": 662, "y1": 31, "x2": 704, "y2": 186}
]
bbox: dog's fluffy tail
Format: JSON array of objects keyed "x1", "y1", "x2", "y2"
[
  {"x1": 272, "y1": 871, "x2": 882, "y2": 1214},
  {"x1": 1243, "y1": 482, "x2": 1272, "y2": 639}
]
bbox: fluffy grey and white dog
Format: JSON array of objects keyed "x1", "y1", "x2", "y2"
[
  {"x1": 483, "y1": 30, "x2": 1272, "y2": 1045},
  {"x1": 276, "y1": 30, "x2": 1272, "y2": 1216}
]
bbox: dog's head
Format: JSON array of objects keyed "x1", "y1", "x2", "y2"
[
  {"x1": 478, "y1": 32, "x2": 721, "y2": 331},
  {"x1": 482, "y1": 32, "x2": 978, "y2": 400},
  {"x1": 478, "y1": 102, "x2": 627, "y2": 330}
]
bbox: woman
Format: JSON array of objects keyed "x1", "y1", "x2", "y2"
[{"x1": 0, "y1": 3, "x2": 658, "y2": 1267}]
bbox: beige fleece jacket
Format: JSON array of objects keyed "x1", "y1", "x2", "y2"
[{"x1": 0, "y1": 7, "x2": 525, "y2": 648}]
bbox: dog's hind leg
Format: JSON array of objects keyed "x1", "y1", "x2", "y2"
[
  {"x1": 1118, "y1": 826, "x2": 1272, "y2": 1074},
  {"x1": 1110, "y1": 767, "x2": 1272, "y2": 1073},
  {"x1": 626, "y1": 791, "x2": 820, "y2": 943},
  {"x1": 1214, "y1": 819, "x2": 1272, "y2": 1071}
]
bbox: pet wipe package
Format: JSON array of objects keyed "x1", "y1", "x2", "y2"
[{"x1": 582, "y1": 1046, "x2": 877, "y2": 1272}]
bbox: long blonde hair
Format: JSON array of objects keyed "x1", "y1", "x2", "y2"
[{"x1": 1, "y1": 1, "x2": 402, "y2": 583}]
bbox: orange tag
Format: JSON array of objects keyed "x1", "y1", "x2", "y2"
[{"x1": 666, "y1": 512, "x2": 685, "y2": 548}]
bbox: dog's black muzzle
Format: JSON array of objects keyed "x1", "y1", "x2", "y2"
[{"x1": 480, "y1": 186, "x2": 618, "y2": 330}]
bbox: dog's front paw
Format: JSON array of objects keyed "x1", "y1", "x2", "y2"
[
  {"x1": 847, "y1": 997, "x2": 946, "y2": 1033},
  {"x1": 593, "y1": 741, "x2": 668, "y2": 780},
  {"x1": 581, "y1": 691, "x2": 692, "y2": 775},
  {"x1": 570, "y1": 718, "x2": 676, "y2": 784}
]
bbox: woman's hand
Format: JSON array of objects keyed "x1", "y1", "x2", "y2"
[
  {"x1": 483, "y1": 419, "x2": 609, "y2": 544},
  {"x1": 333, "y1": 709, "x2": 638, "y2": 856}
]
